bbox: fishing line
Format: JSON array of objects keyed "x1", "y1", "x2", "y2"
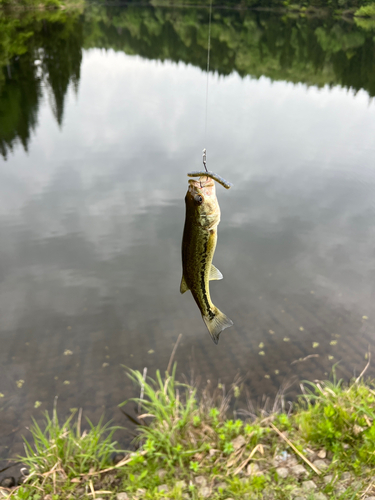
[
  {"x1": 187, "y1": 0, "x2": 233, "y2": 189},
  {"x1": 203, "y1": 0, "x2": 213, "y2": 171}
]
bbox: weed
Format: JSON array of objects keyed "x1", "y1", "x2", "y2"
[
  {"x1": 296, "y1": 374, "x2": 375, "y2": 466},
  {"x1": 19, "y1": 403, "x2": 122, "y2": 491},
  {"x1": 120, "y1": 364, "x2": 206, "y2": 468},
  {"x1": 3, "y1": 365, "x2": 375, "y2": 499}
]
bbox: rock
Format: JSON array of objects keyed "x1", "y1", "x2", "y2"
[
  {"x1": 352, "y1": 480, "x2": 363, "y2": 490},
  {"x1": 341, "y1": 471, "x2": 351, "y2": 482},
  {"x1": 314, "y1": 494, "x2": 328, "y2": 500},
  {"x1": 216, "y1": 482, "x2": 227, "y2": 490},
  {"x1": 290, "y1": 464, "x2": 308, "y2": 478},
  {"x1": 290, "y1": 487, "x2": 303, "y2": 497},
  {"x1": 276, "y1": 467, "x2": 289, "y2": 479},
  {"x1": 0, "y1": 477, "x2": 15, "y2": 488},
  {"x1": 158, "y1": 469, "x2": 167, "y2": 480},
  {"x1": 287, "y1": 457, "x2": 298, "y2": 467},
  {"x1": 323, "y1": 474, "x2": 333, "y2": 484},
  {"x1": 199, "y1": 486, "x2": 211, "y2": 498},
  {"x1": 176, "y1": 480, "x2": 187, "y2": 489},
  {"x1": 116, "y1": 494, "x2": 129, "y2": 500},
  {"x1": 305, "y1": 449, "x2": 315, "y2": 460},
  {"x1": 301, "y1": 480, "x2": 317, "y2": 492},
  {"x1": 317, "y1": 449, "x2": 326, "y2": 459},
  {"x1": 334, "y1": 485, "x2": 347, "y2": 495},
  {"x1": 157, "y1": 484, "x2": 169, "y2": 493},
  {"x1": 313, "y1": 459, "x2": 328, "y2": 471},
  {"x1": 195, "y1": 476, "x2": 207, "y2": 488},
  {"x1": 290, "y1": 490, "x2": 304, "y2": 499},
  {"x1": 247, "y1": 463, "x2": 260, "y2": 475},
  {"x1": 231, "y1": 435, "x2": 246, "y2": 451}
]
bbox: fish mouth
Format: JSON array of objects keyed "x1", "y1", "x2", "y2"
[{"x1": 188, "y1": 176, "x2": 216, "y2": 199}]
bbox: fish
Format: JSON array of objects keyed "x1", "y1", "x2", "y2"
[{"x1": 180, "y1": 175, "x2": 233, "y2": 344}]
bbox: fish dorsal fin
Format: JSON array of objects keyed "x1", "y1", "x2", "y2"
[
  {"x1": 180, "y1": 275, "x2": 190, "y2": 294},
  {"x1": 209, "y1": 264, "x2": 223, "y2": 281}
]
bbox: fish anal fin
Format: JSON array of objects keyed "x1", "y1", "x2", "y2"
[
  {"x1": 202, "y1": 309, "x2": 233, "y2": 344},
  {"x1": 180, "y1": 275, "x2": 190, "y2": 294},
  {"x1": 209, "y1": 264, "x2": 223, "y2": 281}
]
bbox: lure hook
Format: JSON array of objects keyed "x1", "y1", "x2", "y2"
[
  {"x1": 201, "y1": 148, "x2": 209, "y2": 187},
  {"x1": 202, "y1": 148, "x2": 208, "y2": 173}
]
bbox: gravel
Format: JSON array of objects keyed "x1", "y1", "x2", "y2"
[
  {"x1": 276, "y1": 467, "x2": 289, "y2": 479},
  {"x1": 290, "y1": 464, "x2": 308, "y2": 477}
]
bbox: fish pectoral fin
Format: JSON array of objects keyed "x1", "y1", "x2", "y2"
[
  {"x1": 202, "y1": 310, "x2": 233, "y2": 344},
  {"x1": 209, "y1": 264, "x2": 223, "y2": 281},
  {"x1": 180, "y1": 275, "x2": 190, "y2": 294}
]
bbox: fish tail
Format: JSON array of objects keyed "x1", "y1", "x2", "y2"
[{"x1": 202, "y1": 310, "x2": 233, "y2": 345}]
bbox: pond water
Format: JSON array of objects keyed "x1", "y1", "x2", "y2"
[{"x1": 1, "y1": 4, "x2": 375, "y2": 467}]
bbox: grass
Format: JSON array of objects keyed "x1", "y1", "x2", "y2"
[
  {"x1": 2, "y1": 364, "x2": 375, "y2": 499},
  {"x1": 10, "y1": 403, "x2": 123, "y2": 498},
  {"x1": 296, "y1": 373, "x2": 375, "y2": 467}
]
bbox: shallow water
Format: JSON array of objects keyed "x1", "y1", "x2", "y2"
[{"x1": 1, "y1": 5, "x2": 375, "y2": 467}]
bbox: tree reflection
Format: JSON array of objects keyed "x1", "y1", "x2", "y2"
[
  {"x1": 0, "y1": 10, "x2": 83, "y2": 158},
  {"x1": 1, "y1": 5, "x2": 375, "y2": 159}
]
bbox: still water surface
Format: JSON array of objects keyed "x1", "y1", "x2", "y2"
[{"x1": 1, "y1": 5, "x2": 375, "y2": 464}]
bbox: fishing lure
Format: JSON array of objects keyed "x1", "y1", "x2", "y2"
[
  {"x1": 187, "y1": 170, "x2": 233, "y2": 190},
  {"x1": 187, "y1": 149, "x2": 233, "y2": 190}
]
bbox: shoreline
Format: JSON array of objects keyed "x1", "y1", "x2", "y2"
[
  {"x1": 1, "y1": 365, "x2": 375, "y2": 499},
  {"x1": 1, "y1": 0, "x2": 375, "y2": 21}
]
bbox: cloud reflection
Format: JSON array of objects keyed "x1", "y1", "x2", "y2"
[{"x1": 1, "y1": 51, "x2": 375, "y2": 331}]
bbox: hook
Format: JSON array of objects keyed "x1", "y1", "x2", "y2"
[{"x1": 202, "y1": 148, "x2": 208, "y2": 172}]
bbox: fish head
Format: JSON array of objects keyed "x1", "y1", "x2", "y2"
[{"x1": 185, "y1": 176, "x2": 220, "y2": 228}]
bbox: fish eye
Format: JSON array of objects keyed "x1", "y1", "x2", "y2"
[{"x1": 194, "y1": 195, "x2": 203, "y2": 205}]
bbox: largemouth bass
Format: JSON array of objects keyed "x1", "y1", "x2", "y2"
[{"x1": 180, "y1": 176, "x2": 233, "y2": 344}]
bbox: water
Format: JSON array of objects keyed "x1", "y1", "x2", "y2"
[{"x1": 1, "y1": 5, "x2": 375, "y2": 468}]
